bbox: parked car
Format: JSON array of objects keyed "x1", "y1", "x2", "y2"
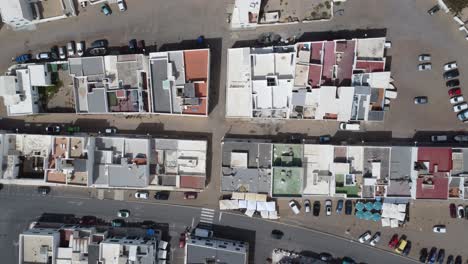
[
  {"x1": 432, "y1": 225, "x2": 446, "y2": 233},
  {"x1": 154, "y1": 191, "x2": 170, "y2": 200},
  {"x1": 179, "y1": 233, "x2": 186, "y2": 248},
  {"x1": 111, "y1": 219, "x2": 125, "y2": 227},
  {"x1": 15, "y1": 53, "x2": 32, "y2": 63},
  {"x1": 418, "y1": 54, "x2": 431, "y2": 61},
  {"x1": 117, "y1": 209, "x2": 130, "y2": 218},
  {"x1": 402, "y1": 241, "x2": 412, "y2": 256},
  {"x1": 89, "y1": 47, "x2": 107, "y2": 56},
  {"x1": 414, "y1": 96, "x2": 428, "y2": 104},
  {"x1": 45, "y1": 125, "x2": 61, "y2": 134},
  {"x1": 443, "y1": 69, "x2": 460, "y2": 80},
  {"x1": 444, "y1": 61, "x2": 458, "y2": 71},
  {"x1": 325, "y1": 199, "x2": 332, "y2": 216},
  {"x1": 313, "y1": 201, "x2": 320, "y2": 216},
  {"x1": 304, "y1": 199, "x2": 311, "y2": 213},
  {"x1": 36, "y1": 52, "x2": 52, "y2": 60},
  {"x1": 319, "y1": 134, "x2": 331, "y2": 144},
  {"x1": 117, "y1": 0, "x2": 127, "y2": 11},
  {"x1": 37, "y1": 186, "x2": 50, "y2": 195},
  {"x1": 128, "y1": 39, "x2": 137, "y2": 52},
  {"x1": 339, "y1": 122, "x2": 360, "y2": 131},
  {"x1": 184, "y1": 192, "x2": 198, "y2": 199},
  {"x1": 358, "y1": 231, "x2": 372, "y2": 243},
  {"x1": 76, "y1": 41, "x2": 85, "y2": 56},
  {"x1": 104, "y1": 127, "x2": 117, "y2": 134},
  {"x1": 450, "y1": 203, "x2": 457, "y2": 218},
  {"x1": 447, "y1": 255, "x2": 454, "y2": 264},
  {"x1": 58, "y1": 46, "x2": 66, "y2": 59},
  {"x1": 450, "y1": 95, "x2": 464, "y2": 104},
  {"x1": 420, "y1": 248, "x2": 428, "y2": 263},
  {"x1": 454, "y1": 135, "x2": 468, "y2": 142},
  {"x1": 457, "y1": 205, "x2": 465, "y2": 218},
  {"x1": 336, "y1": 199, "x2": 344, "y2": 214},
  {"x1": 137, "y1": 40, "x2": 146, "y2": 52},
  {"x1": 101, "y1": 4, "x2": 112, "y2": 15},
  {"x1": 418, "y1": 63, "x2": 432, "y2": 71},
  {"x1": 79, "y1": 215, "x2": 97, "y2": 225},
  {"x1": 388, "y1": 234, "x2": 399, "y2": 248},
  {"x1": 140, "y1": 220, "x2": 156, "y2": 229},
  {"x1": 436, "y1": 249, "x2": 445, "y2": 264},
  {"x1": 67, "y1": 41, "x2": 75, "y2": 56},
  {"x1": 395, "y1": 237, "x2": 408, "y2": 254},
  {"x1": 428, "y1": 247, "x2": 437, "y2": 264},
  {"x1": 345, "y1": 200, "x2": 353, "y2": 215},
  {"x1": 453, "y1": 103, "x2": 468, "y2": 113},
  {"x1": 428, "y1": 5, "x2": 440, "y2": 15},
  {"x1": 431, "y1": 135, "x2": 448, "y2": 142},
  {"x1": 455, "y1": 256, "x2": 462, "y2": 264},
  {"x1": 448, "y1": 88, "x2": 462, "y2": 97},
  {"x1": 446, "y1": 79, "x2": 460, "y2": 88},
  {"x1": 457, "y1": 110, "x2": 468, "y2": 122},
  {"x1": 319, "y1": 252, "x2": 332, "y2": 262},
  {"x1": 91, "y1": 39, "x2": 108, "y2": 48},
  {"x1": 369, "y1": 232, "x2": 381, "y2": 246},
  {"x1": 288, "y1": 200, "x2": 300, "y2": 215},
  {"x1": 271, "y1": 229, "x2": 284, "y2": 239},
  {"x1": 134, "y1": 191, "x2": 149, "y2": 199},
  {"x1": 66, "y1": 126, "x2": 80, "y2": 134}
]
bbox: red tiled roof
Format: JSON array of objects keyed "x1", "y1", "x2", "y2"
[
  {"x1": 355, "y1": 60, "x2": 385, "y2": 73},
  {"x1": 335, "y1": 40, "x2": 355, "y2": 84},
  {"x1": 321, "y1": 41, "x2": 335, "y2": 83},
  {"x1": 184, "y1": 50, "x2": 209, "y2": 81},
  {"x1": 418, "y1": 147, "x2": 452, "y2": 173},
  {"x1": 308, "y1": 64, "x2": 322, "y2": 87},
  {"x1": 183, "y1": 98, "x2": 207, "y2": 115},
  {"x1": 194, "y1": 82, "x2": 208, "y2": 97},
  {"x1": 310, "y1": 42, "x2": 323, "y2": 63},
  {"x1": 416, "y1": 177, "x2": 449, "y2": 199},
  {"x1": 180, "y1": 175, "x2": 205, "y2": 189}
]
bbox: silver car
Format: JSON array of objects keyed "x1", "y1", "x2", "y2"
[{"x1": 418, "y1": 63, "x2": 432, "y2": 71}]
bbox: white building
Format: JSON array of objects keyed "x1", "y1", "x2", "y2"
[
  {"x1": 226, "y1": 38, "x2": 391, "y2": 122},
  {"x1": 0, "y1": 64, "x2": 52, "y2": 116},
  {"x1": 19, "y1": 228, "x2": 61, "y2": 264},
  {"x1": 99, "y1": 236, "x2": 160, "y2": 264},
  {"x1": 0, "y1": 0, "x2": 34, "y2": 30},
  {"x1": 186, "y1": 236, "x2": 249, "y2": 264},
  {"x1": 230, "y1": 0, "x2": 261, "y2": 29}
]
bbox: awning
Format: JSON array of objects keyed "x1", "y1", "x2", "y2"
[
  {"x1": 266, "y1": 201, "x2": 276, "y2": 212},
  {"x1": 232, "y1": 192, "x2": 245, "y2": 200},
  {"x1": 244, "y1": 210, "x2": 255, "y2": 217}
]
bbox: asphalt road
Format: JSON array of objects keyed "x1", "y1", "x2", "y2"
[{"x1": 0, "y1": 190, "x2": 416, "y2": 264}]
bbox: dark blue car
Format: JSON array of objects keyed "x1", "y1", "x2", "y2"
[{"x1": 15, "y1": 54, "x2": 31, "y2": 63}]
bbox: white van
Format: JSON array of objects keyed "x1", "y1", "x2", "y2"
[
  {"x1": 385, "y1": 89, "x2": 398, "y2": 99},
  {"x1": 339, "y1": 122, "x2": 360, "y2": 131},
  {"x1": 194, "y1": 228, "x2": 213, "y2": 238}
]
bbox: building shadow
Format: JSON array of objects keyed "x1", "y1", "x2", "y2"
[
  {"x1": 210, "y1": 224, "x2": 256, "y2": 263},
  {"x1": 232, "y1": 28, "x2": 388, "y2": 49}
]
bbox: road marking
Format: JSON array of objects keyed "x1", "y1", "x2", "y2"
[
  {"x1": 191, "y1": 217, "x2": 195, "y2": 228},
  {"x1": 199, "y1": 208, "x2": 215, "y2": 224},
  {"x1": 218, "y1": 212, "x2": 223, "y2": 222}
]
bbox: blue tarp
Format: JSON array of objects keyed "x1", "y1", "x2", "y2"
[
  {"x1": 365, "y1": 202, "x2": 374, "y2": 211},
  {"x1": 355, "y1": 202, "x2": 365, "y2": 211}
]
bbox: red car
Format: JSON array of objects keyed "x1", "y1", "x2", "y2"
[
  {"x1": 184, "y1": 192, "x2": 198, "y2": 199},
  {"x1": 448, "y1": 88, "x2": 462, "y2": 97},
  {"x1": 450, "y1": 203, "x2": 457, "y2": 218},
  {"x1": 179, "y1": 233, "x2": 186, "y2": 248},
  {"x1": 79, "y1": 215, "x2": 97, "y2": 225},
  {"x1": 388, "y1": 234, "x2": 399, "y2": 248}
]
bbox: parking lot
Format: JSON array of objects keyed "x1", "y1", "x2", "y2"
[
  {"x1": 276, "y1": 198, "x2": 468, "y2": 261},
  {"x1": 0, "y1": 0, "x2": 468, "y2": 262}
]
